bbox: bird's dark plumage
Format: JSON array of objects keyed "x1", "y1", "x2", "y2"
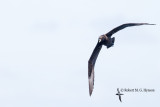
[
  {"x1": 106, "y1": 23, "x2": 155, "y2": 37},
  {"x1": 88, "y1": 23, "x2": 155, "y2": 96},
  {"x1": 88, "y1": 42, "x2": 102, "y2": 95}
]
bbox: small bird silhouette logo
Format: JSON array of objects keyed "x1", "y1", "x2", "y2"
[{"x1": 116, "y1": 88, "x2": 124, "y2": 102}]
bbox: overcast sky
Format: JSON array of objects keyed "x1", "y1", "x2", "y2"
[{"x1": 0, "y1": 0, "x2": 160, "y2": 107}]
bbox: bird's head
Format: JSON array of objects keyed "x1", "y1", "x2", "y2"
[
  {"x1": 98, "y1": 35, "x2": 106, "y2": 43},
  {"x1": 98, "y1": 35, "x2": 115, "y2": 48}
]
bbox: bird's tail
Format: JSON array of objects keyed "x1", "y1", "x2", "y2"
[{"x1": 107, "y1": 37, "x2": 115, "y2": 48}]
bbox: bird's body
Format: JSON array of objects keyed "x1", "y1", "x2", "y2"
[{"x1": 88, "y1": 23, "x2": 155, "y2": 96}]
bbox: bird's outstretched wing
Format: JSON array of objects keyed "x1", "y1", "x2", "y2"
[
  {"x1": 106, "y1": 23, "x2": 155, "y2": 37},
  {"x1": 88, "y1": 42, "x2": 102, "y2": 96}
]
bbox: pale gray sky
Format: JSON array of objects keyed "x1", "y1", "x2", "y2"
[{"x1": 0, "y1": 0, "x2": 159, "y2": 107}]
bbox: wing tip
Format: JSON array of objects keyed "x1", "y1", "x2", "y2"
[
  {"x1": 89, "y1": 90, "x2": 92, "y2": 96},
  {"x1": 126, "y1": 23, "x2": 156, "y2": 25},
  {"x1": 89, "y1": 78, "x2": 94, "y2": 96},
  {"x1": 88, "y1": 72, "x2": 94, "y2": 96},
  {"x1": 141, "y1": 23, "x2": 156, "y2": 25}
]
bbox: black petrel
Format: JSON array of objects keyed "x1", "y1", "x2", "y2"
[{"x1": 88, "y1": 23, "x2": 155, "y2": 96}]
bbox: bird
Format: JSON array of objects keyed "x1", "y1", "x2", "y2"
[
  {"x1": 116, "y1": 88, "x2": 124, "y2": 102},
  {"x1": 88, "y1": 23, "x2": 155, "y2": 96}
]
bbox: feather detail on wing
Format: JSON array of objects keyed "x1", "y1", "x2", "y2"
[
  {"x1": 106, "y1": 23, "x2": 155, "y2": 37},
  {"x1": 88, "y1": 42, "x2": 102, "y2": 96}
]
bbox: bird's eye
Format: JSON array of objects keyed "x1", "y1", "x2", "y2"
[{"x1": 98, "y1": 39, "x2": 101, "y2": 43}]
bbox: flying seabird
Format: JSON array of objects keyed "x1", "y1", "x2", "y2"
[
  {"x1": 88, "y1": 23, "x2": 155, "y2": 96},
  {"x1": 116, "y1": 88, "x2": 124, "y2": 102}
]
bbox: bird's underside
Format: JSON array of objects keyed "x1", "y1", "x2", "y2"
[{"x1": 88, "y1": 23, "x2": 155, "y2": 96}]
